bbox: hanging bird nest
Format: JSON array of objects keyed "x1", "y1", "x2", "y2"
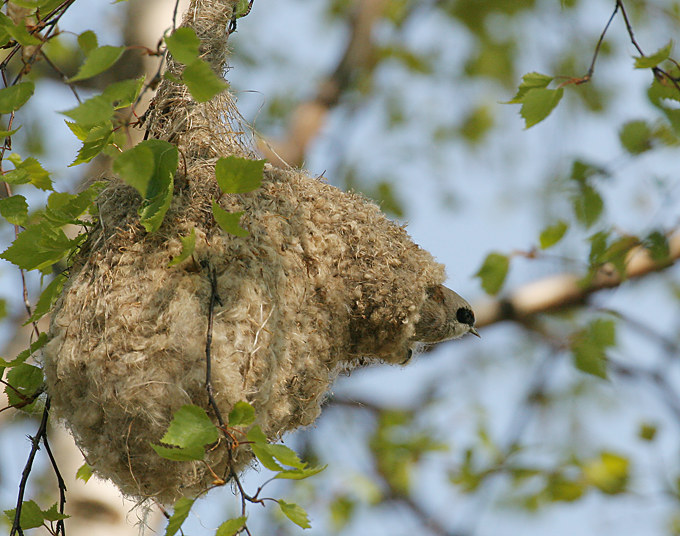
[{"x1": 43, "y1": 0, "x2": 469, "y2": 503}]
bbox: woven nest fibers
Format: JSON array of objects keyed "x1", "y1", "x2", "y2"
[{"x1": 43, "y1": 162, "x2": 446, "y2": 503}]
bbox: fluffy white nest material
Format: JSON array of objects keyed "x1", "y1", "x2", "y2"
[{"x1": 43, "y1": 0, "x2": 449, "y2": 503}]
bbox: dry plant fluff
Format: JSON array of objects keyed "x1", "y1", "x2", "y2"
[{"x1": 43, "y1": 0, "x2": 477, "y2": 503}]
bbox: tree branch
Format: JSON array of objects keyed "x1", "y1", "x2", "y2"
[{"x1": 473, "y1": 232, "x2": 680, "y2": 329}]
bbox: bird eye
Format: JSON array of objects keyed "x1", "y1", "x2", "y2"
[{"x1": 456, "y1": 307, "x2": 475, "y2": 326}]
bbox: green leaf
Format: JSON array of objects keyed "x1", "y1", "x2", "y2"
[
  {"x1": 250, "y1": 443, "x2": 283, "y2": 471},
  {"x1": 275, "y1": 465, "x2": 327, "y2": 480},
  {"x1": 215, "y1": 516, "x2": 247, "y2": 536},
  {"x1": 227, "y1": 400, "x2": 255, "y2": 426},
  {"x1": 648, "y1": 77, "x2": 680, "y2": 105},
  {"x1": 68, "y1": 45, "x2": 125, "y2": 82},
  {"x1": 164, "y1": 497, "x2": 195, "y2": 536},
  {"x1": 182, "y1": 59, "x2": 228, "y2": 102},
  {"x1": 113, "y1": 143, "x2": 155, "y2": 195},
  {"x1": 638, "y1": 422, "x2": 658, "y2": 441},
  {"x1": 0, "y1": 194, "x2": 28, "y2": 225},
  {"x1": 0, "y1": 333, "x2": 48, "y2": 367},
  {"x1": 634, "y1": 41, "x2": 673, "y2": 69},
  {"x1": 212, "y1": 202, "x2": 248, "y2": 237},
  {"x1": 101, "y1": 77, "x2": 145, "y2": 109},
  {"x1": 159, "y1": 404, "x2": 219, "y2": 448},
  {"x1": 151, "y1": 443, "x2": 206, "y2": 461},
  {"x1": 4, "y1": 500, "x2": 44, "y2": 530},
  {"x1": 44, "y1": 185, "x2": 102, "y2": 225},
  {"x1": 507, "y1": 72, "x2": 553, "y2": 103},
  {"x1": 583, "y1": 451, "x2": 629, "y2": 494},
  {"x1": 70, "y1": 123, "x2": 114, "y2": 166},
  {"x1": 76, "y1": 463, "x2": 93, "y2": 483},
  {"x1": 0, "y1": 81, "x2": 34, "y2": 113},
  {"x1": 165, "y1": 27, "x2": 200, "y2": 65},
  {"x1": 475, "y1": 252, "x2": 509, "y2": 295},
  {"x1": 278, "y1": 500, "x2": 311, "y2": 529},
  {"x1": 6, "y1": 154, "x2": 52, "y2": 190},
  {"x1": 644, "y1": 230, "x2": 670, "y2": 261},
  {"x1": 520, "y1": 88, "x2": 563, "y2": 128},
  {"x1": 215, "y1": 156, "x2": 265, "y2": 194},
  {"x1": 0, "y1": 13, "x2": 41, "y2": 46},
  {"x1": 267, "y1": 444, "x2": 306, "y2": 470},
  {"x1": 5, "y1": 363, "x2": 43, "y2": 409},
  {"x1": 571, "y1": 318, "x2": 616, "y2": 379},
  {"x1": 603, "y1": 236, "x2": 639, "y2": 277},
  {"x1": 77, "y1": 30, "x2": 98, "y2": 54},
  {"x1": 588, "y1": 230, "x2": 609, "y2": 265},
  {"x1": 0, "y1": 127, "x2": 21, "y2": 137},
  {"x1": 0, "y1": 221, "x2": 81, "y2": 271},
  {"x1": 619, "y1": 120, "x2": 652, "y2": 154},
  {"x1": 24, "y1": 273, "x2": 66, "y2": 325},
  {"x1": 61, "y1": 95, "x2": 115, "y2": 127},
  {"x1": 233, "y1": 0, "x2": 252, "y2": 18},
  {"x1": 329, "y1": 495, "x2": 356, "y2": 531},
  {"x1": 168, "y1": 228, "x2": 196, "y2": 267},
  {"x1": 247, "y1": 425, "x2": 283, "y2": 471},
  {"x1": 539, "y1": 220, "x2": 568, "y2": 249},
  {"x1": 572, "y1": 184, "x2": 603, "y2": 228},
  {"x1": 114, "y1": 140, "x2": 178, "y2": 232},
  {"x1": 42, "y1": 503, "x2": 69, "y2": 522}
]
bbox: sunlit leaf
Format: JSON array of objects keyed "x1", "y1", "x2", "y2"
[
  {"x1": 76, "y1": 463, "x2": 93, "y2": 483},
  {"x1": 0, "y1": 222, "x2": 81, "y2": 271},
  {"x1": 164, "y1": 497, "x2": 194, "y2": 536},
  {"x1": 42, "y1": 503, "x2": 69, "y2": 522},
  {"x1": 634, "y1": 41, "x2": 672, "y2": 69},
  {"x1": 215, "y1": 156, "x2": 264, "y2": 194},
  {"x1": 61, "y1": 95, "x2": 115, "y2": 127},
  {"x1": 5, "y1": 363, "x2": 43, "y2": 410},
  {"x1": 539, "y1": 220, "x2": 568, "y2": 249},
  {"x1": 278, "y1": 500, "x2": 311, "y2": 529},
  {"x1": 0, "y1": 194, "x2": 28, "y2": 225},
  {"x1": 4, "y1": 500, "x2": 44, "y2": 530},
  {"x1": 0, "y1": 81, "x2": 34, "y2": 114},
  {"x1": 0, "y1": 333, "x2": 48, "y2": 367},
  {"x1": 183, "y1": 59, "x2": 228, "y2": 102},
  {"x1": 583, "y1": 452, "x2": 629, "y2": 494},
  {"x1": 475, "y1": 252, "x2": 509, "y2": 295},
  {"x1": 507, "y1": 72, "x2": 553, "y2": 103},
  {"x1": 227, "y1": 400, "x2": 255, "y2": 427},
  {"x1": 168, "y1": 228, "x2": 196, "y2": 267},
  {"x1": 24, "y1": 273, "x2": 67, "y2": 325},
  {"x1": 520, "y1": 88, "x2": 563, "y2": 128},
  {"x1": 68, "y1": 45, "x2": 125, "y2": 82},
  {"x1": 215, "y1": 516, "x2": 247, "y2": 536},
  {"x1": 158, "y1": 404, "x2": 219, "y2": 448},
  {"x1": 165, "y1": 27, "x2": 200, "y2": 65},
  {"x1": 212, "y1": 202, "x2": 248, "y2": 237},
  {"x1": 77, "y1": 30, "x2": 98, "y2": 54}
]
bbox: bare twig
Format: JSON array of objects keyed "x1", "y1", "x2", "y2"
[{"x1": 10, "y1": 397, "x2": 51, "y2": 536}]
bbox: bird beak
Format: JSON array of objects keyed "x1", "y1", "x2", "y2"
[{"x1": 469, "y1": 327, "x2": 481, "y2": 338}]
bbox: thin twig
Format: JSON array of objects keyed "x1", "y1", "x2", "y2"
[
  {"x1": 40, "y1": 50, "x2": 82, "y2": 103},
  {"x1": 42, "y1": 432, "x2": 67, "y2": 536},
  {"x1": 10, "y1": 397, "x2": 51, "y2": 536},
  {"x1": 205, "y1": 265, "x2": 225, "y2": 427},
  {"x1": 582, "y1": 1, "x2": 620, "y2": 82}
]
